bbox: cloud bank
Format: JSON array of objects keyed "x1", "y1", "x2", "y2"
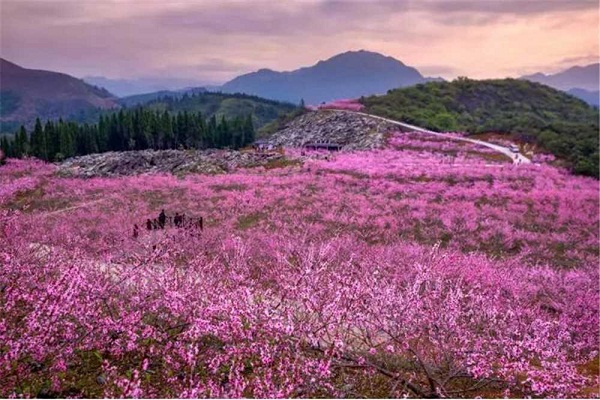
[{"x1": 1, "y1": 0, "x2": 597, "y2": 83}]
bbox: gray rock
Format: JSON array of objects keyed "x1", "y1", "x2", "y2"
[
  {"x1": 269, "y1": 110, "x2": 394, "y2": 150},
  {"x1": 58, "y1": 149, "x2": 287, "y2": 178}
]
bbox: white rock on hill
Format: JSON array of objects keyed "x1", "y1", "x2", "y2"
[
  {"x1": 58, "y1": 149, "x2": 286, "y2": 178},
  {"x1": 268, "y1": 110, "x2": 396, "y2": 150}
]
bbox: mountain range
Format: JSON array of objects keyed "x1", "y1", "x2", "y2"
[
  {"x1": 83, "y1": 76, "x2": 211, "y2": 98},
  {"x1": 220, "y1": 50, "x2": 434, "y2": 104},
  {"x1": 520, "y1": 63, "x2": 599, "y2": 106},
  {"x1": 1, "y1": 52, "x2": 598, "y2": 134},
  {"x1": 520, "y1": 63, "x2": 598, "y2": 91},
  {"x1": 0, "y1": 58, "x2": 119, "y2": 132},
  {"x1": 90, "y1": 52, "x2": 597, "y2": 108}
]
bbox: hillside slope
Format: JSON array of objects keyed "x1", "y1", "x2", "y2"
[
  {"x1": 567, "y1": 88, "x2": 599, "y2": 107},
  {"x1": 83, "y1": 76, "x2": 208, "y2": 97},
  {"x1": 137, "y1": 92, "x2": 299, "y2": 129},
  {"x1": 221, "y1": 50, "x2": 428, "y2": 104},
  {"x1": 0, "y1": 58, "x2": 119, "y2": 132},
  {"x1": 119, "y1": 87, "x2": 208, "y2": 107},
  {"x1": 361, "y1": 78, "x2": 599, "y2": 177}
]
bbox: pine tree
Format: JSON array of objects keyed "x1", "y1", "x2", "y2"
[
  {"x1": 108, "y1": 114, "x2": 122, "y2": 151},
  {"x1": 161, "y1": 111, "x2": 174, "y2": 149},
  {"x1": 243, "y1": 115, "x2": 255, "y2": 147},
  {"x1": 59, "y1": 123, "x2": 75, "y2": 159},
  {"x1": 45, "y1": 120, "x2": 60, "y2": 161},
  {"x1": 18, "y1": 126, "x2": 29, "y2": 157},
  {"x1": 97, "y1": 115, "x2": 109, "y2": 152},
  {"x1": 0, "y1": 136, "x2": 11, "y2": 159},
  {"x1": 30, "y1": 118, "x2": 48, "y2": 160}
]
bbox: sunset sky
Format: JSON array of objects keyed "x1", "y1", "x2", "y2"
[{"x1": 1, "y1": 0, "x2": 598, "y2": 84}]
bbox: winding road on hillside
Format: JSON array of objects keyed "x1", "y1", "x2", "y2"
[{"x1": 338, "y1": 110, "x2": 531, "y2": 164}]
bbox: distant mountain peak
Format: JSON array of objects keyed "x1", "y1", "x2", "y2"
[
  {"x1": 1, "y1": 58, "x2": 119, "y2": 131},
  {"x1": 521, "y1": 63, "x2": 599, "y2": 92},
  {"x1": 315, "y1": 50, "x2": 407, "y2": 67},
  {"x1": 255, "y1": 68, "x2": 277, "y2": 74},
  {"x1": 221, "y1": 50, "x2": 426, "y2": 103}
]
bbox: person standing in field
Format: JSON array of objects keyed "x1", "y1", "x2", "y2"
[{"x1": 158, "y1": 209, "x2": 166, "y2": 229}]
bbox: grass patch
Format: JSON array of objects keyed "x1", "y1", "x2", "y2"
[
  {"x1": 210, "y1": 183, "x2": 248, "y2": 192},
  {"x1": 262, "y1": 158, "x2": 303, "y2": 170},
  {"x1": 236, "y1": 212, "x2": 267, "y2": 230}
]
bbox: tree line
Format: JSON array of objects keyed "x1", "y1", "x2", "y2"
[{"x1": 0, "y1": 108, "x2": 256, "y2": 161}]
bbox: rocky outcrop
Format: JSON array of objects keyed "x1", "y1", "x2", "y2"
[
  {"x1": 268, "y1": 110, "x2": 395, "y2": 150},
  {"x1": 58, "y1": 149, "x2": 286, "y2": 178},
  {"x1": 56, "y1": 110, "x2": 397, "y2": 178}
]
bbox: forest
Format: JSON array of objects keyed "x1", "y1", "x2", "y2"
[
  {"x1": 120, "y1": 91, "x2": 299, "y2": 129},
  {"x1": 1, "y1": 108, "x2": 255, "y2": 162},
  {"x1": 361, "y1": 78, "x2": 600, "y2": 177}
]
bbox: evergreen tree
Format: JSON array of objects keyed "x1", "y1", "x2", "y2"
[
  {"x1": 108, "y1": 114, "x2": 123, "y2": 151},
  {"x1": 0, "y1": 136, "x2": 11, "y2": 159},
  {"x1": 243, "y1": 115, "x2": 255, "y2": 146},
  {"x1": 161, "y1": 111, "x2": 174, "y2": 149},
  {"x1": 30, "y1": 118, "x2": 47, "y2": 160},
  {"x1": 59, "y1": 122, "x2": 75, "y2": 159},
  {"x1": 45, "y1": 120, "x2": 60, "y2": 161},
  {"x1": 97, "y1": 115, "x2": 109, "y2": 152},
  {"x1": 11, "y1": 126, "x2": 29, "y2": 158}
]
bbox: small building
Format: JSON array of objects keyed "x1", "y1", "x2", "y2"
[{"x1": 304, "y1": 142, "x2": 343, "y2": 151}]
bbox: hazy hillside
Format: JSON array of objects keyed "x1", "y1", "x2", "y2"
[
  {"x1": 221, "y1": 50, "x2": 429, "y2": 104},
  {"x1": 138, "y1": 91, "x2": 299, "y2": 128},
  {"x1": 567, "y1": 88, "x2": 599, "y2": 107},
  {"x1": 83, "y1": 76, "x2": 209, "y2": 97},
  {"x1": 362, "y1": 78, "x2": 599, "y2": 177},
  {"x1": 521, "y1": 63, "x2": 599, "y2": 91},
  {"x1": 0, "y1": 59, "x2": 119, "y2": 132},
  {"x1": 119, "y1": 87, "x2": 208, "y2": 107}
]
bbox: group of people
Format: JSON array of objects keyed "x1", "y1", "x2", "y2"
[
  {"x1": 145, "y1": 209, "x2": 168, "y2": 231},
  {"x1": 133, "y1": 209, "x2": 204, "y2": 238}
]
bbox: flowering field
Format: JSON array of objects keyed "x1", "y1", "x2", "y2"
[{"x1": 1, "y1": 138, "x2": 599, "y2": 398}]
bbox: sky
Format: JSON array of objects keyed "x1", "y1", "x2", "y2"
[{"x1": 1, "y1": 0, "x2": 598, "y2": 85}]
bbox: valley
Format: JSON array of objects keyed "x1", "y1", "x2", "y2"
[
  {"x1": 1, "y1": 108, "x2": 598, "y2": 397},
  {"x1": 1, "y1": 4, "x2": 599, "y2": 396}
]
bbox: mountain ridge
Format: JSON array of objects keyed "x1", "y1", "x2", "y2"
[
  {"x1": 0, "y1": 58, "x2": 120, "y2": 132},
  {"x1": 220, "y1": 50, "x2": 431, "y2": 104},
  {"x1": 520, "y1": 63, "x2": 599, "y2": 91}
]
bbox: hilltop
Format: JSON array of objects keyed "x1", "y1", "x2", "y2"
[
  {"x1": 221, "y1": 50, "x2": 430, "y2": 104},
  {"x1": 361, "y1": 78, "x2": 599, "y2": 177},
  {"x1": 130, "y1": 91, "x2": 299, "y2": 129},
  {"x1": 0, "y1": 59, "x2": 119, "y2": 132}
]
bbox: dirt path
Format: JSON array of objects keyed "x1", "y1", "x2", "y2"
[
  {"x1": 41, "y1": 198, "x2": 107, "y2": 217},
  {"x1": 338, "y1": 110, "x2": 532, "y2": 164}
]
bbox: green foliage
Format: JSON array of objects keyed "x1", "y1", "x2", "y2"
[
  {"x1": 2, "y1": 107, "x2": 257, "y2": 162},
  {"x1": 122, "y1": 92, "x2": 298, "y2": 129},
  {"x1": 362, "y1": 78, "x2": 600, "y2": 177}
]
